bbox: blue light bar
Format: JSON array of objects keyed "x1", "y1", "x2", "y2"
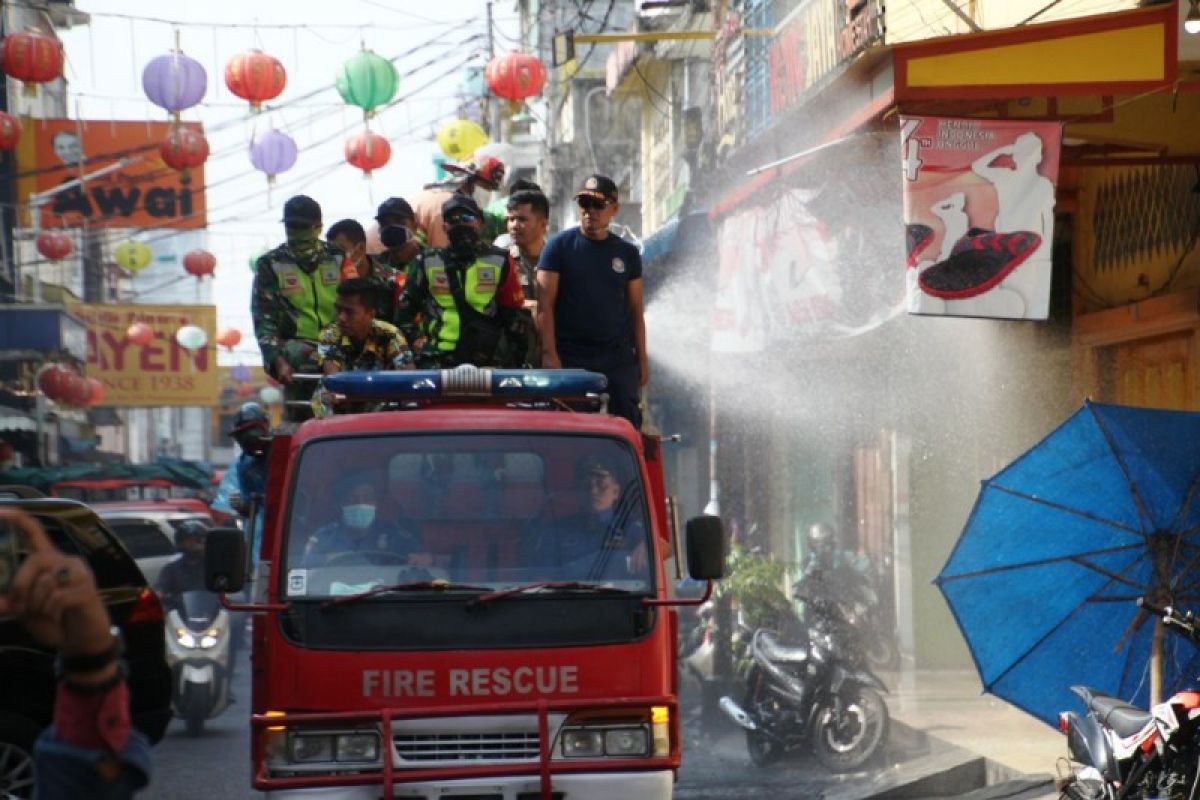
[{"x1": 322, "y1": 366, "x2": 608, "y2": 401}]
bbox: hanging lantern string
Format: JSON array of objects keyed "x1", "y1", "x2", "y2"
[{"x1": 2, "y1": 29, "x2": 484, "y2": 183}]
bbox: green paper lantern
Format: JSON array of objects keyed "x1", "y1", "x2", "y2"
[{"x1": 335, "y1": 49, "x2": 399, "y2": 118}]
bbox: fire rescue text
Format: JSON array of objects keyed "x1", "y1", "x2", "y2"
[{"x1": 362, "y1": 666, "x2": 580, "y2": 698}]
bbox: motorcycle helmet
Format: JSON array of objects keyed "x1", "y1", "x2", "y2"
[
  {"x1": 174, "y1": 519, "x2": 209, "y2": 550},
  {"x1": 806, "y1": 522, "x2": 838, "y2": 566},
  {"x1": 229, "y1": 402, "x2": 269, "y2": 436}
]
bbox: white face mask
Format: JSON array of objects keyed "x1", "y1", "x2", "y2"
[{"x1": 341, "y1": 504, "x2": 376, "y2": 529}]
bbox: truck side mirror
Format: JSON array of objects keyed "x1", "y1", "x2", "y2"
[
  {"x1": 685, "y1": 515, "x2": 726, "y2": 581},
  {"x1": 205, "y1": 527, "x2": 247, "y2": 594}
]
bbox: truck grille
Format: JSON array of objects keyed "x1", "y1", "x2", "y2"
[{"x1": 393, "y1": 731, "x2": 541, "y2": 762}]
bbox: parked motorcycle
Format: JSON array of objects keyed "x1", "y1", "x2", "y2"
[
  {"x1": 719, "y1": 580, "x2": 890, "y2": 771},
  {"x1": 165, "y1": 590, "x2": 233, "y2": 736},
  {"x1": 1058, "y1": 599, "x2": 1200, "y2": 800},
  {"x1": 797, "y1": 550, "x2": 898, "y2": 672}
]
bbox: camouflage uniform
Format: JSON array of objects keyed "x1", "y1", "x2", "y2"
[
  {"x1": 359, "y1": 255, "x2": 404, "y2": 321},
  {"x1": 316, "y1": 318, "x2": 414, "y2": 373},
  {"x1": 311, "y1": 318, "x2": 414, "y2": 417},
  {"x1": 251, "y1": 241, "x2": 344, "y2": 415}
]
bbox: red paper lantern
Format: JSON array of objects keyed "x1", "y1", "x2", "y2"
[
  {"x1": 484, "y1": 52, "x2": 546, "y2": 102},
  {"x1": 224, "y1": 49, "x2": 287, "y2": 111},
  {"x1": 1, "y1": 30, "x2": 64, "y2": 93},
  {"x1": 159, "y1": 126, "x2": 209, "y2": 180},
  {"x1": 183, "y1": 249, "x2": 216, "y2": 278},
  {"x1": 36, "y1": 364, "x2": 69, "y2": 401},
  {"x1": 345, "y1": 131, "x2": 391, "y2": 177},
  {"x1": 0, "y1": 111, "x2": 21, "y2": 150},
  {"x1": 235, "y1": 383, "x2": 256, "y2": 398},
  {"x1": 65, "y1": 373, "x2": 92, "y2": 406},
  {"x1": 126, "y1": 322, "x2": 154, "y2": 346},
  {"x1": 86, "y1": 377, "x2": 105, "y2": 406},
  {"x1": 216, "y1": 327, "x2": 242, "y2": 350},
  {"x1": 36, "y1": 230, "x2": 72, "y2": 260}
]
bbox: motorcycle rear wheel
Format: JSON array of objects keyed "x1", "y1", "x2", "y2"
[{"x1": 812, "y1": 686, "x2": 888, "y2": 772}]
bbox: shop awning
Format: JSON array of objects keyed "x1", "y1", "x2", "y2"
[
  {"x1": 893, "y1": 4, "x2": 1177, "y2": 102},
  {"x1": 0, "y1": 408, "x2": 36, "y2": 433}
]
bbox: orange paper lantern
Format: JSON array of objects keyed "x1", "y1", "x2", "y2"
[
  {"x1": 183, "y1": 249, "x2": 216, "y2": 278},
  {"x1": 225, "y1": 49, "x2": 287, "y2": 111},
  {"x1": 126, "y1": 322, "x2": 154, "y2": 346}
]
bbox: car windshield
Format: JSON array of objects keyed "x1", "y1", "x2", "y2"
[{"x1": 280, "y1": 433, "x2": 652, "y2": 600}]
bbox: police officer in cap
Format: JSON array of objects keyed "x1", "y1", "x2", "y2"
[
  {"x1": 395, "y1": 194, "x2": 533, "y2": 369},
  {"x1": 252, "y1": 195, "x2": 344, "y2": 415}
]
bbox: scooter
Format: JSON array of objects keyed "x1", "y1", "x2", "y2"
[
  {"x1": 165, "y1": 590, "x2": 233, "y2": 736},
  {"x1": 1057, "y1": 599, "x2": 1200, "y2": 800},
  {"x1": 719, "y1": 583, "x2": 890, "y2": 772}
]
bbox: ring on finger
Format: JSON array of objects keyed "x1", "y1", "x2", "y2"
[{"x1": 53, "y1": 565, "x2": 71, "y2": 587}]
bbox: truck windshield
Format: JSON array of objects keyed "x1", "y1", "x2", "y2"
[{"x1": 280, "y1": 433, "x2": 652, "y2": 601}]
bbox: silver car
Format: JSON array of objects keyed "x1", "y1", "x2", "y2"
[{"x1": 97, "y1": 510, "x2": 213, "y2": 585}]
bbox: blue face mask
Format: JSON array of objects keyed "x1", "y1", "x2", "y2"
[{"x1": 341, "y1": 504, "x2": 376, "y2": 529}]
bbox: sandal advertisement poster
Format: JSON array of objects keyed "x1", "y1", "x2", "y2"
[{"x1": 901, "y1": 116, "x2": 1062, "y2": 320}]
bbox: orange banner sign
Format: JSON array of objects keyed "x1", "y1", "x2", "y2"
[
  {"x1": 19, "y1": 119, "x2": 207, "y2": 230},
  {"x1": 68, "y1": 303, "x2": 218, "y2": 407}
]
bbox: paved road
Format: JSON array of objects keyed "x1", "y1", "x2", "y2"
[{"x1": 147, "y1": 654, "x2": 256, "y2": 799}]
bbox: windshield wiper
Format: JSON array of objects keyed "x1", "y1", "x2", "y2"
[
  {"x1": 467, "y1": 581, "x2": 632, "y2": 607},
  {"x1": 321, "y1": 579, "x2": 493, "y2": 610}
]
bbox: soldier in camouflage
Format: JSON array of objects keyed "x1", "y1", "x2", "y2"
[
  {"x1": 325, "y1": 218, "x2": 402, "y2": 321},
  {"x1": 251, "y1": 195, "x2": 343, "y2": 418},
  {"x1": 395, "y1": 194, "x2": 534, "y2": 369}
]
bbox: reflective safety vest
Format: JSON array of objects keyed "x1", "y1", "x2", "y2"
[
  {"x1": 268, "y1": 251, "x2": 342, "y2": 341},
  {"x1": 422, "y1": 251, "x2": 508, "y2": 358}
]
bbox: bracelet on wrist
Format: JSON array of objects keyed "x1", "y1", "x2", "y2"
[
  {"x1": 54, "y1": 626, "x2": 124, "y2": 677},
  {"x1": 59, "y1": 660, "x2": 128, "y2": 694}
]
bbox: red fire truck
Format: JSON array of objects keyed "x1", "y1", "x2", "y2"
[{"x1": 205, "y1": 366, "x2": 725, "y2": 799}]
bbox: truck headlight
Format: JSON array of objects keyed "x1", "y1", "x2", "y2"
[
  {"x1": 604, "y1": 728, "x2": 648, "y2": 756},
  {"x1": 560, "y1": 725, "x2": 650, "y2": 758},
  {"x1": 560, "y1": 729, "x2": 604, "y2": 758},
  {"x1": 335, "y1": 733, "x2": 379, "y2": 762},
  {"x1": 288, "y1": 734, "x2": 334, "y2": 763}
]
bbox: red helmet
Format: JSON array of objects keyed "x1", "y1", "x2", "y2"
[{"x1": 445, "y1": 156, "x2": 506, "y2": 191}]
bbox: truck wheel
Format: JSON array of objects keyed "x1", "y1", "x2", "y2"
[{"x1": 0, "y1": 712, "x2": 40, "y2": 798}]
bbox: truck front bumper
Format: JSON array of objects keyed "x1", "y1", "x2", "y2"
[{"x1": 263, "y1": 769, "x2": 673, "y2": 800}]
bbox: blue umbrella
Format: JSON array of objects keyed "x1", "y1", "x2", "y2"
[{"x1": 935, "y1": 401, "x2": 1200, "y2": 727}]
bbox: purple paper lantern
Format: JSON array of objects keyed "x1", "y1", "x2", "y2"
[
  {"x1": 141, "y1": 50, "x2": 207, "y2": 116},
  {"x1": 249, "y1": 129, "x2": 298, "y2": 183},
  {"x1": 230, "y1": 364, "x2": 251, "y2": 383}
]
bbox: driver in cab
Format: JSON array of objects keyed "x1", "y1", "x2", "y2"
[
  {"x1": 521, "y1": 455, "x2": 648, "y2": 581},
  {"x1": 301, "y1": 470, "x2": 429, "y2": 567}
]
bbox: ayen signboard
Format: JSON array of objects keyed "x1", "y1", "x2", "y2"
[
  {"x1": 18, "y1": 119, "x2": 207, "y2": 230},
  {"x1": 67, "y1": 303, "x2": 218, "y2": 407}
]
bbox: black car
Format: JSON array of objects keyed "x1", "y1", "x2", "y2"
[{"x1": 0, "y1": 493, "x2": 172, "y2": 797}]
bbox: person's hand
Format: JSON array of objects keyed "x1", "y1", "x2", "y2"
[
  {"x1": 274, "y1": 355, "x2": 295, "y2": 384},
  {"x1": 323, "y1": 362, "x2": 342, "y2": 376},
  {"x1": 542, "y1": 351, "x2": 562, "y2": 369},
  {"x1": 0, "y1": 509, "x2": 114, "y2": 659}
]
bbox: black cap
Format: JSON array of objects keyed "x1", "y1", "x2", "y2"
[
  {"x1": 282, "y1": 194, "x2": 322, "y2": 225},
  {"x1": 575, "y1": 174, "x2": 618, "y2": 203},
  {"x1": 442, "y1": 194, "x2": 483, "y2": 219},
  {"x1": 375, "y1": 196, "x2": 414, "y2": 222}
]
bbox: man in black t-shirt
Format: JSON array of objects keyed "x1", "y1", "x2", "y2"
[{"x1": 536, "y1": 174, "x2": 647, "y2": 428}]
